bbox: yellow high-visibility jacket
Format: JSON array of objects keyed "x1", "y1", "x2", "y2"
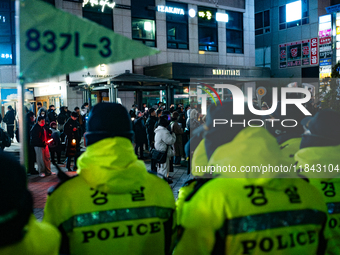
[
  {"x1": 174, "y1": 127, "x2": 329, "y2": 255},
  {"x1": 279, "y1": 137, "x2": 302, "y2": 164},
  {"x1": 295, "y1": 144, "x2": 340, "y2": 255},
  {"x1": 0, "y1": 215, "x2": 61, "y2": 255},
  {"x1": 43, "y1": 137, "x2": 176, "y2": 255}
]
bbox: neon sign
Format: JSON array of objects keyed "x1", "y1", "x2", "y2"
[
  {"x1": 82, "y1": 0, "x2": 116, "y2": 12},
  {"x1": 198, "y1": 11, "x2": 212, "y2": 20},
  {"x1": 157, "y1": 5, "x2": 185, "y2": 15}
]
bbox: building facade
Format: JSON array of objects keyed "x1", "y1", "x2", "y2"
[{"x1": 0, "y1": 0, "x2": 269, "y2": 115}]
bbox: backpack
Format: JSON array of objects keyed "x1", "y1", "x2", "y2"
[{"x1": 0, "y1": 128, "x2": 11, "y2": 147}]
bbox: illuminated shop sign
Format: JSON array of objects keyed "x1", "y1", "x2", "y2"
[
  {"x1": 82, "y1": 0, "x2": 116, "y2": 12},
  {"x1": 198, "y1": 10, "x2": 212, "y2": 20},
  {"x1": 212, "y1": 69, "x2": 240, "y2": 76},
  {"x1": 157, "y1": 5, "x2": 185, "y2": 15}
]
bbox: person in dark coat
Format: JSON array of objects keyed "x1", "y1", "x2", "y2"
[
  {"x1": 145, "y1": 108, "x2": 158, "y2": 150},
  {"x1": 26, "y1": 112, "x2": 38, "y2": 175},
  {"x1": 47, "y1": 105, "x2": 57, "y2": 123},
  {"x1": 37, "y1": 107, "x2": 50, "y2": 131},
  {"x1": 146, "y1": 108, "x2": 158, "y2": 171},
  {"x1": 30, "y1": 116, "x2": 51, "y2": 177},
  {"x1": 64, "y1": 111, "x2": 81, "y2": 171},
  {"x1": 0, "y1": 113, "x2": 2, "y2": 123},
  {"x1": 133, "y1": 111, "x2": 147, "y2": 159},
  {"x1": 57, "y1": 106, "x2": 68, "y2": 132},
  {"x1": 3, "y1": 105, "x2": 15, "y2": 140},
  {"x1": 48, "y1": 121, "x2": 62, "y2": 165}
]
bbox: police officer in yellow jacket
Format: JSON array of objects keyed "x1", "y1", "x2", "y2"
[
  {"x1": 295, "y1": 109, "x2": 340, "y2": 255},
  {"x1": 43, "y1": 103, "x2": 176, "y2": 255},
  {"x1": 0, "y1": 152, "x2": 61, "y2": 255},
  {"x1": 174, "y1": 101, "x2": 329, "y2": 255}
]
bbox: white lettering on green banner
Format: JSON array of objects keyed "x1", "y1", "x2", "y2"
[{"x1": 20, "y1": 0, "x2": 159, "y2": 83}]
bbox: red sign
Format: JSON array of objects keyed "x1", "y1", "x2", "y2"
[
  {"x1": 290, "y1": 47, "x2": 298, "y2": 57},
  {"x1": 310, "y1": 37, "x2": 318, "y2": 65},
  {"x1": 302, "y1": 46, "x2": 309, "y2": 56},
  {"x1": 280, "y1": 49, "x2": 286, "y2": 59},
  {"x1": 319, "y1": 37, "x2": 332, "y2": 45}
]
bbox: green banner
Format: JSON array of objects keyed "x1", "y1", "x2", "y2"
[{"x1": 20, "y1": 0, "x2": 159, "y2": 83}]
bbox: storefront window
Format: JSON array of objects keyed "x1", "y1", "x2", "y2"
[
  {"x1": 131, "y1": 0, "x2": 156, "y2": 47},
  {"x1": 226, "y1": 11, "x2": 243, "y2": 54},
  {"x1": 166, "y1": 1, "x2": 188, "y2": 50},
  {"x1": 83, "y1": 2, "x2": 113, "y2": 30},
  {"x1": 279, "y1": 0, "x2": 309, "y2": 30},
  {"x1": 174, "y1": 87, "x2": 189, "y2": 107},
  {"x1": 198, "y1": 7, "x2": 218, "y2": 52},
  {"x1": 0, "y1": 0, "x2": 15, "y2": 65},
  {"x1": 132, "y1": 19, "x2": 156, "y2": 47}
]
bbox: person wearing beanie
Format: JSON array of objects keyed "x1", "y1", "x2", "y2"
[
  {"x1": 295, "y1": 109, "x2": 340, "y2": 255},
  {"x1": 43, "y1": 103, "x2": 177, "y2": 255},
  {"x1": 64, "y1": 111, "x2": 81, "y2": 171},
  {"x1": 0, "y1": 152, "x2": 61, "y2": 255}
]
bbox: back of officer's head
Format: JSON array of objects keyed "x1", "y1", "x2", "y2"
[
  {"x1": 203, "y1": 100, "x2": 257, "y2": 160},
  {"x1": 300, "y1": 109, "x2": 340, "y2": 149},
  {"x1": 85, "y1": 103, "x2": 134, "y2": 146},
  {"x1": 0, "y1": 153, "x2": 33, "y2": 247}
]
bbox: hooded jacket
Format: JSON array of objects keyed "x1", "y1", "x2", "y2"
[
  {"x1": 174, "y1": 127, "x2": 329, "y2": 255},
  {"x1": 295, "y1": 145, "x2": 340, "y2": 255},
  {"x1": 43, "y1": 137, "x2": 176, "y2": 255},
  {"x1": 0, "y1": 215, "x2": 61, "y2": 255},
  {"x1": 154, "y1": 126, "x2": 176, "y2": 157}
]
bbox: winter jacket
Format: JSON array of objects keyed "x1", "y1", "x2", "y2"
[
  {"x1": 30, "y1": 124, "x2": 46, "y2": 147},
  {"x1": 57, "y1": 111, "x2": 68, "y2": 125},
  {"x1": 171, "y1": 120, "x2": 184, "y2": 157},
  {"x1": 3, "y1": 110, "x2": 15, "y2": 125},
  {"x1": 154, "y1": 126, "x2": 176, "y2": 157},
  {"x1": 47, "y1": 109, "x2": 57, "y2": 123},
  {"x1": 0, "y1": 215, "x2": 61, "y2": 255},
  {"x1": 133, "y1": 117, "x2": 147, "y2": 143},
  {"x1": 145, "y1": 116, "x2": 158, "y2": 137},
  {"x1": 63, "y1": 118, "x2": 81, "y2": 156},
  {"x1": 174, "y1": 127, "x2": 329, "y2": 255},
  {"x1": 43, "y1": 137, "x2": 177, "y2": 255},
  {"x1": 48, "y1": 128, "x2": 61, "y2": 149},
  {"x1": 295, "y1": 144, "x2": 340, "y2": 255}
]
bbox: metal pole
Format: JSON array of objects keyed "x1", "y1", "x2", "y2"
[{"x1": 16, "y1": 0, "x2": 28, "y2": 170}]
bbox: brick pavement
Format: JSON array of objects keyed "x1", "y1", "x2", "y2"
[{"x1": 28, "y1": 159, "x2": 190, "y2": 220}]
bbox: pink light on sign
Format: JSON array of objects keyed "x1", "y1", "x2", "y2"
[{"x1": 319, "y1": 29, "x2": 332, "y2": 38}]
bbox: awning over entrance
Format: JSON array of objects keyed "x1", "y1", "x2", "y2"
[
  {"x1": 77, "y1": 70, "x2": 180, "y2": 109},
  {"x1": 144, "y1": 62, "x2": 271, "y2": 82}
]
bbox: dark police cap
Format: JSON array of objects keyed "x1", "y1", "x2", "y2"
[{"x1": 85, "y1": 103, "x2": 134, "y2": 146}]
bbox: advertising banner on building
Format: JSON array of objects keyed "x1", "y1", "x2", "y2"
[
  {"x1": 319, "y1": 29, "x2": 332, "y2": 37},
  {"x1": 279, "y1": 39, "x2": 316, "y2": 68},
  {"x1": 302, "y1": 40, "x2": 310, "y2": 65},
  {"x1": 310, "y1": 38, "x2": 318, "y2": 65},
  {"x1": 320, "y1": 58, "x2": 332, "y2": 66},
  {"x1": 320, "y1": 37, "x2": 332, "y2": 45},
  {"x1": 279, "y1": 44, "x2": 287, "y2": 68}
]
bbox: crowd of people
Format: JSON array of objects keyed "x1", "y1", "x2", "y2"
[
  {"x1": 0, "y1": 102, "x2": 90, "y2": 176},
  {"x1": 0, "y1": 98, "x2": 339, "y2": 255}
]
